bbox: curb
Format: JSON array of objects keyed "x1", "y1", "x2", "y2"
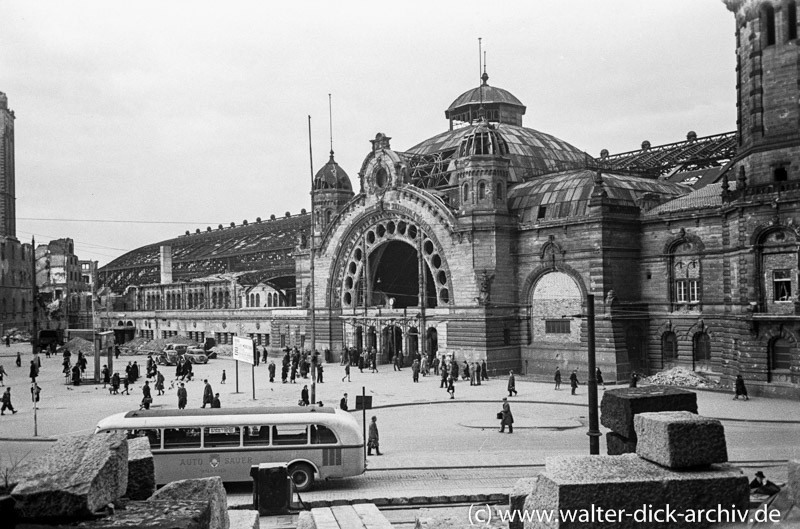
[{"x1": 298, "y1": 492, "x2": 509, "y2": 509}]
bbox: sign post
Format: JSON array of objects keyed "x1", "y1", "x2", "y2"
[{"x1": 232, "y1": 336, "x2": 255, "y2": 399}]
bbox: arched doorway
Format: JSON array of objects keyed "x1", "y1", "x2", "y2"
[
  {"x1": 370, "y1": 241, "x2": 436, "y2": 309},
  {"x1": 426, "y1": 327, "x2": 438, "y2": 359},
  {"x1": 662, "y1": 331, "x2": 678, "y2": 369},
  {"x1": 407, "y1": 327, "x2": 419, "y2": 357},
  {"x1": 382, "y1": 325, "x2": 403, "y2": 365},
  {"x1": 355, "y1": 326, "x2": 363, "y2": 353},
  {"x1": 768, "y1": 337, "x2": 793, "y2": 383},
  {"x1": 693, "y1": 332, "x2": 712, "y2": 372}
]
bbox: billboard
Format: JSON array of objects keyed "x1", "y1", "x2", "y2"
[{"x1": 232, "y1": 336, "x2": 255, "y2": 365}]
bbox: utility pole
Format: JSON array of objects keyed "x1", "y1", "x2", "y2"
[
  {"x1": 586, "y1": 294, "x2": 600, "y2": 455},
  {"x1": 30, "y1": 237, "x2": 38, "y2": 360},
  {"x1": 308, "y1": 115, "x2": 317, "y2": 405}
]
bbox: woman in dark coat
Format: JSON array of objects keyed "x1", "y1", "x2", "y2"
[
  {"x1": 733, "y1": 374, "x2": 749, "y2": 400},
  {"x1": 570, "y1": 370, "x2": 579, "y2": 395}
]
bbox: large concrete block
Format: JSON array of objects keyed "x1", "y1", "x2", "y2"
[
  {"x1": 227, "y1": 509, "x2": 260, "y2": 529},
  {"x1": 509, "y1": 478, "x2": 540, "y2": 529},
  {"x1": 634, "y1": 411, "x2": 727, "y2": 469},
  {"x1": 125, "y1": 437, "x2": 155, "y2": 500},
  {"x1": 789, "y1": 460, "x2": 800, "y2": 508},
  {"x1": 521, "y1": 454, "x2": 749, "y2": 528},
  {"x1": 600, "y1": 387, "x2": 698, "y2": 439},
  {"x1": 11, "y1": 432, "x2": 128, "y2": 519},
  {"x1": 605, "y1": 432, "x2": 636, "y2": 455},
  {"x1": 149, "y1": 477, "x2": 228, "y2": 529},
  {"x1": 61, "y1": 500, "x2": 210, "y2": 528}
]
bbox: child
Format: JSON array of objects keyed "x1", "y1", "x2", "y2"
[{"x1": 221, "y1": 369, "x2": 227, "y2": 384}]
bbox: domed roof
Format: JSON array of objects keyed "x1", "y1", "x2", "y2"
[
  {"x1": 507, "y1": 169, "x2": 691, "y2": 222},
  {"x1": 456, "y1": 119, "x2": 509, "y2": 157},
  {"x1": 447, "y1": 83, "x2": 525, "y2": 113},
  {"x1": 314, "y1": 151, "x2": 352, "y2": 191}
]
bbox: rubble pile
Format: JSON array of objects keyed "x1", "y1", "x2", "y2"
[
  {"x1": 63, "y1": 337, "x2": 95, "y2": 356},
  {"x1": 118, "y1": 336, "x2": 148, "y2": 354},
  {"x1": 4, "y1": 328, "x2": 31, "y2": 343},
  {"x1": 134, "y1": 337, "x2": 201, "y2": 355},
  {"x1": 212, "y1": 344, "x2": 232, "y2": 357},
  {"x1": 644, "y1": 366, "x2": 720, "y2": 389}
]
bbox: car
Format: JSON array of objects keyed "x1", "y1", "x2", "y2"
[{"x1": 184, "y1": 347, "x2": 209, "y2": 364}]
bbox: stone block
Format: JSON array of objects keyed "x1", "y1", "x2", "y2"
[
  {"x1": 509, "y1": 477, "x2": 539, "y2": 529},
  {"x1": 149, "y1": 477, "x2": 228, "y2": 529},
  {"x1": 17, "y1": 500, "x2": 212, "y2": 529},
  {"x1": 125, "y1": 437, "x2": 155, "y2": 500},
  {"x1": 227, "y1": 509, "x2": 260, "y2": 529},
  {"x1": 11, "y1": 432, "x2": 128, "y2": 520},
  {"x1": 600, "y1": 387, "x2": 698, "y2": 439},
  {"x1": 414, "y1": 506, "x2": 507, "y2": 529},
  {"x1": 520, "y1": 454, "x2": 749, "y2": 528},
  {"x1": 789, "y1": 460, "x2": 800, "y2": 507},
  {"x1": 605, "y1": 432, "x2": 636, "y2": 455},
  {"x1": 296, "y1": 511, "x2": 315, "y2": 529},
  {"x1": 634, "y1": 411, "x2": 727, "y2": 469}
]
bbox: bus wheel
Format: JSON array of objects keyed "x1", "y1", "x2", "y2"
[{"x1": 289, "y1": 463, "x2": 315, "y2": 492}]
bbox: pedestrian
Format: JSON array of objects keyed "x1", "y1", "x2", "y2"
[
  {"x1": 183, "y1": 361, "x2": 194, "y2": 382},
  {"x1": 1, "y1": 387, "x2": 17, "y2": 414},
  {"x1": 317, "y1": 363, "x2": 324, "y2": 383},
  {"x1": 122, "y1": 373, "x2": 130, "y2": 395},
  {"x1": 462, "y1": 361, "x2": 470, "y2": 381},
  {"x1": 202, "y1": 379, "x2": 213, "y2": 408},
  {"x1": 155, "y1": 371, "x2": 165, "y2": 396},
  {"x1": 342, "y1": 362, "x2": 350, "y2": 382},
  {"x1": 211, "y1": 393, "x2": 221, "y2": 408},
  {"x1": 31, "y1": 383, "x2": 41, "y2": 404},
  {"x1": 412, "y1": 359, "x2": 420, "y2": 383},
  {"x1": 440, "y1": 366, "x2": 448, "y2": 388},
  {"x1": 629, "y1": 372, "x2": 639, "y2": 388},
  {"x1": 570, "y1": 369, "x2": 579, "y2": 395},
  {"x1": 340, "y1": 392, "x2": 348, "y2": 411},
  {"x1": 281, "y1": 363, "x2": 288, "y2": 383},
  {"x1": 4, "y1": 335, "x2": 9, "y2": 347},
  {"x1": 101, "y1": 364, "x2": 110, "y2": 388},
  {"x1": 367, "y1": 416, "x2": 382, "y2": 456},
  {"x1": 475, "y1": 362, "x2": 482, "y2": 386},
  {"x1": 499, "y1": 397, "x2": 513, "y2": 433},
  {"x1": 114, "y1": 346, "x2": 120, "y2": 360},
  {"x1": 177, "y1": 382, "x2": 187, "y2": 409},
  {"x1": 300, "y1": 385, "x2": 310, "y2": 406},
  {"x1": 433, "y1": 355, "x2": 440, "y2": 376},
  {"x1": 268, "y1": 361, "x2": 276, "y2": 382},
  {"x1": 29, "y1": 360, "x2": 38, "y2": 382},
  {"x1": 450, "y1": 358, "x2": 458, "y2": 381},
  {"x1": 15, "y1": 352, "x2": 21, "y2": 368},
  {"x1": 554, "y1": 367, "x2": 562, "y2": 390},
  {"x1": 733, "y1": 374, "x2": 749, "y2": 400},
  {"x1": 0, "y1": 364, "x2": 7, "y2": 386},
  {"x1": 140, "y1": 381, "x2": 152, "y2": 410},
  {"x1": 447, "y1": 376, "x2": 455, "y2": 399},
  {"x1": 508, "y1": 370, "x2": 517, "y2": 397},
  {"x1": 370, "y1": 350, "x2": 378, "y2": 373},
  {"x1": 111, "y1": 372, "x2": 120, "y2": 395},
  {"x1": 290, "y1": 363, "x2": 297, "y2": 383},
  {"x1": 221, "y1": 369, "x2": 227, "y2": 385},
  {"x1": 750, "y1": 471, "x2": 781, "y2": 496},
  {"x1": 420, "y1": 355, "x2": 429, "y2": 376},
  {"x1": 470, "y1": 362, "x2": 477, "y2": 386},
  {"x1": 596, "y1": 367, "x2": 606, "y2": 389},
  {"x1": 131, "y1": 361, "x2": 140, "y2": 383},
  {"x1": 71, "y1": 364, "x2": 81, "y2": 386}
]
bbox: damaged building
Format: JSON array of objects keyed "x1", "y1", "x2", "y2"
[{"x1": 98, "y1": 1, "x2": 800, "y2": 398}]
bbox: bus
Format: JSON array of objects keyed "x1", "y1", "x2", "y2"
[{"x1": 95, "y1": 406, "x2": 365, "y2": 492}]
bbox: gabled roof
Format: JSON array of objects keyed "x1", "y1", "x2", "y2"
[{"x1": 644, "y1": 182, "x2": 723, "y2": 216}]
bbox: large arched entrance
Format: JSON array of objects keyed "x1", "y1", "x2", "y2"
[
  {"x1": 382, "y1": 325, "x2": 403, "y2": 365},
  {"x1": 370, "y1": 241, "x2": 435, "y2": 309}
]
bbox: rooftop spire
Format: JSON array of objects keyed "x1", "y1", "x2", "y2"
[
  {"x1": 478, "y1": 38, "x2": 485, "y2": 120},
  {"x1": 328, "y1": 93, "x2": 334, "y2": 160}
]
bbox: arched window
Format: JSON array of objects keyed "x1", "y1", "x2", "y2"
[
  {"x1": 478, "y1": 181, "x2": 486, "y2": 200},
  {"x1": 224, "y1": 291, "x2": 231, "y2": 308},
  {"x1": 693, "y1": 332, "x2": 712, "y2": 372},
  {"x1": 462, "y1": 183, "x2": 469, "y2": 203},
  {"x1": 176, "y1": 294, "x2": 181, "y2": 309},
  {"x1": 662, "y1": 332, "x2": 678, "y2": 365},
  {"x1": 769, "y1": 337, "x2": 793, "y2": 383},
  {"x1": 763, "y1": 3, "x2": 776, "y2": 46},
  {"x1": 255, "y1": 293, "x2": 260, "y2": 307},
  {"x1": 788, "y1": 0, "x2": 797, "y2": 41},
  {"x1": 671, "y1": 242, "x2": 701, "y2": 307}
]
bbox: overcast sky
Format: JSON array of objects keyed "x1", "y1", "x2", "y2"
[{"x1": 2, "y1": 0, "x2": 736, "y2": 266}]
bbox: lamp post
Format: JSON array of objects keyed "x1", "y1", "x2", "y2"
[{"x1": 586, "y1": 294, "x2": 600, "y2": 455}]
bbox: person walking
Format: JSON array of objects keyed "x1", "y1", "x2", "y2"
[
  {"x1": 596, "y1": 367, "x2": 606, "y2": 389},
  {"x1": 201, "y1": 379, "x2": 214, "y2": 408},
  {"x1": 367, "y1": 416, "x2": 382, "y2": 455},
  {"x1": 111, "y1": 372, "x2": 120, "y2": 395},
  {"x1": 554, "y1": 367, "x2": 562, "y2": 390},
  {"x1": 15, "y1": 352, "x2": 21, "y2": 368},
  {"x1": 29, "y1": 360, "x2": 39, "y2": 383},
  {"x1": 340, "y1": 393, "x2": 348, "y2": 411},
  {"x1": 140, "y1": 381, "x2": 152, "y2": 410},
  {"x1": 122, "y1": 374, "x2": 130, "y2": 395},
  {"x1": 570, "y1": 369, "x2": 579, "y2": 395},
  {"x1": 1, "y1": 387, "x2": 17, "y2": 414},
  {"x1": 221, "y1": 370, "x2": 227, "y2": 385},
  {"x1": 317, "y1": 362, "x2": 324, "y2": 383},
  {"x1": 0, "y1": 364, "x2": 7, "y2": 386},
  {"x1": 177, "y1": 382, "x2": 187, "y2": 409},
  {"x1": 342, "y1": 362, "x2": 351, "y2": 382},
  {"x1": 300, "y1": 385, "x2": 310, "y2": 406},
  {"x1": 4, "y1": 335, "x2": 9, "y2": 347},
  {"x1": 412, "y1": 359, "x2": 420, "y2": 383},
  {"x1": 733, "y1": 374, "x2": 749, "y2": 400},
  {"x1": 268, "y1": 361, "x2": 276, "y2": 383},
  {"x1": 211, "y1": 393, "x2": 221, "y2": 408},
  {"x1": 499, "y1": 397, "x2": 514, "y2": 433},
  {"x1": 630, "y1": 372, "x2": 640, "y2": 388},
  {"x1": 155, "y1": 371, "x2": 165, "y2": 396},
  {"x1": 447, "y1": 376, "x2": 455, "y2": 399},
  {"x1": 101, "y1": 365, "x2": 110, "y2": 388},
  {"x1": 507, "y1": 370, "x2": 517, "y2": 397}
]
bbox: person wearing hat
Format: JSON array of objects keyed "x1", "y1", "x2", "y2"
[
  {"x1": 367, "y1": 416, "x2": 381, "y2": 455},
  {"x1": 750, "y1": 471, "x2": 780, "y2": 496},
  {"x1": 340, "y1": 393, "x2": 348, "y2": 411},
  {"x1": 499, "y1": 397, "x2": 514, "y2": 434},
  {"x1": 733, "y1": 374, "x2": 749, "y2": 400}
]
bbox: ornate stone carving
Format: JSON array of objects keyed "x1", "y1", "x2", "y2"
[{"x1": 476, "y1": 270, "x2": 495, "y2": 305}]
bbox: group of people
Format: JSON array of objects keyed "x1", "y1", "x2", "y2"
[{"x1": 276, "y1": 348, "x2": 323, "y2": 384}]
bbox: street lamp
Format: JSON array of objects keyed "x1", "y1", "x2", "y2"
[{"x1": 566, "y1": 293, "x2": 601, "y2": 455}]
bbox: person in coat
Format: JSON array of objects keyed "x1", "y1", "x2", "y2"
[
  {"x1": 71, "y1": 364, "x2": 81, "y2": 386},
  {"x1": 177, "y1": 382, "x2": 187, "y2": 409},
  {"x1": 340, "y1": 393, "x2": 348, "y2": 411},
  {"x1": 570, "y1": 370, "x2": 579, "y2": 395},
  {"x1": 317, "y1": 362, "x2": 324, "y2": 383},
  {"x1": 211, "y1": 393, "x2": 221, "y2": 408},
  {"x1": 300, "y1": 385, "x2": 310, "y2": 406},
  {"x1": 554, "y1": 367, "x2": 562, "y2": 390},
  {"x1": 507, "y1": 370, "x2": 517, "y2": 397},
  {"x1": 30, "y1": 360, "x2": 39, "y2": 382},
  {"x1": 481, "y1": 359, "x2": 489, "y2": 380},
  {"x1": 367, "y1": 416, "x2": 381, "y2": 455},
  {"x1": 630, "y1": 372, "x2": 639, "y2": 388},
  {"x1": 155, "y1": 371, "x2": 165, "y2": 396},
  {"x1": 101, "y1": 365, "x2": 110, "y2": 388},
  {"x1": 268, "y1": 361, "x2": 276, "y2": 383},
  {"x1": 111, "y1": 372, "x2": 121, "y2": 395},
  {"x1": 447, "y1": 376, "x2": 455, "y2": 399},
  {"x1": 733, "y1": 374, "x2": 749, "y2": 400},
  {"x1": 412, "y1": 359, "x2": 420, "y2": 383},
  {"x1": 595, "y1": 367, "x2": 606, "y2": 389},
  {"x1": 140, "y1": 381, "x2": 152, "y2": 410},
  {"x1": 201, "y1": 379, "x2": 214, "y2": 408},
  {"x1": 499, "y1": 397, "x2": 514, "y2": 433},
  {"x1": 1, "y1": 387, "x2": 17, "y2": 414}
]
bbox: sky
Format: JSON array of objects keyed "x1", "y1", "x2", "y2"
[{"x1": 1, "y1": 0, "x2": 737, "y2": 266}]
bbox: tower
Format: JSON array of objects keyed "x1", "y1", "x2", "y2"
[
  {"x1": 0, "y1": 92, "x2": 16, "y2": 238},
  {"x1": 725, "y1": 0, "x2": 800, "y2": 186}
]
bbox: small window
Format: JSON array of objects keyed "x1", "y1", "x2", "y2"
[
  {"x1": 163, "y1": 428, "x2": 201, "y2": 449},
  {"x1": 311, "y1": 425, "x2": 338, "y2": 444},
  {"x1": 537, "y1": 206, "x2": 547, "y2": 220},
  {"x1": 774, "y1": 167, "x2": 788, "y2": 182},
  {"x1": 478, "y1": 181, "x2": 486, "y2": 200},
  {"x1": 204, "y1": 426, "x2": 241, "y2": 448},
  {"x1": 462, "y1": 183, "x2": 469, "y2": 202},
  {"x1": 127, "y1": 429, "x2": 161, "y2": 450},
  {"x1": 243, "y1": 425, "x2": 271, "y2": 446},
  {"x1": 773, "y1": 269, "x2": 793, "y2": 301},
  {"x1": 272, "y1": 425, "x2": 308, "y2": 446},
  {"x1": 764, "y1": 4, "x2": 776, "y2": 46},
  {"x1": 503, "y1": 327, "x2": 511, "y2": 345},
  {"x1": 788, "y1": 1, "x2": 798, "y2": 41},
  {"x1": 545, "y1": 320, "x2": 570, "y2": 334}
]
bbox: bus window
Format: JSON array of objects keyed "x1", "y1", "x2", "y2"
[
  {"x1": 311, "y1": 425, "x2": 338, "y2": 444},
  {"x1": 127, "y1": 429, "x2": 161, "y2": 449},
  {"x1": 272, "y1": 425, "x2": 308, "y2": 446},
  {"x1": 163, "y1": 428, "x2": 201, "y2": 449},
  {"x1": 204, "y1": 426, "x2": 241, "y2": 448},
  {"x1": 243, "y1": 425, "x2": 270, "y2": 446}
]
